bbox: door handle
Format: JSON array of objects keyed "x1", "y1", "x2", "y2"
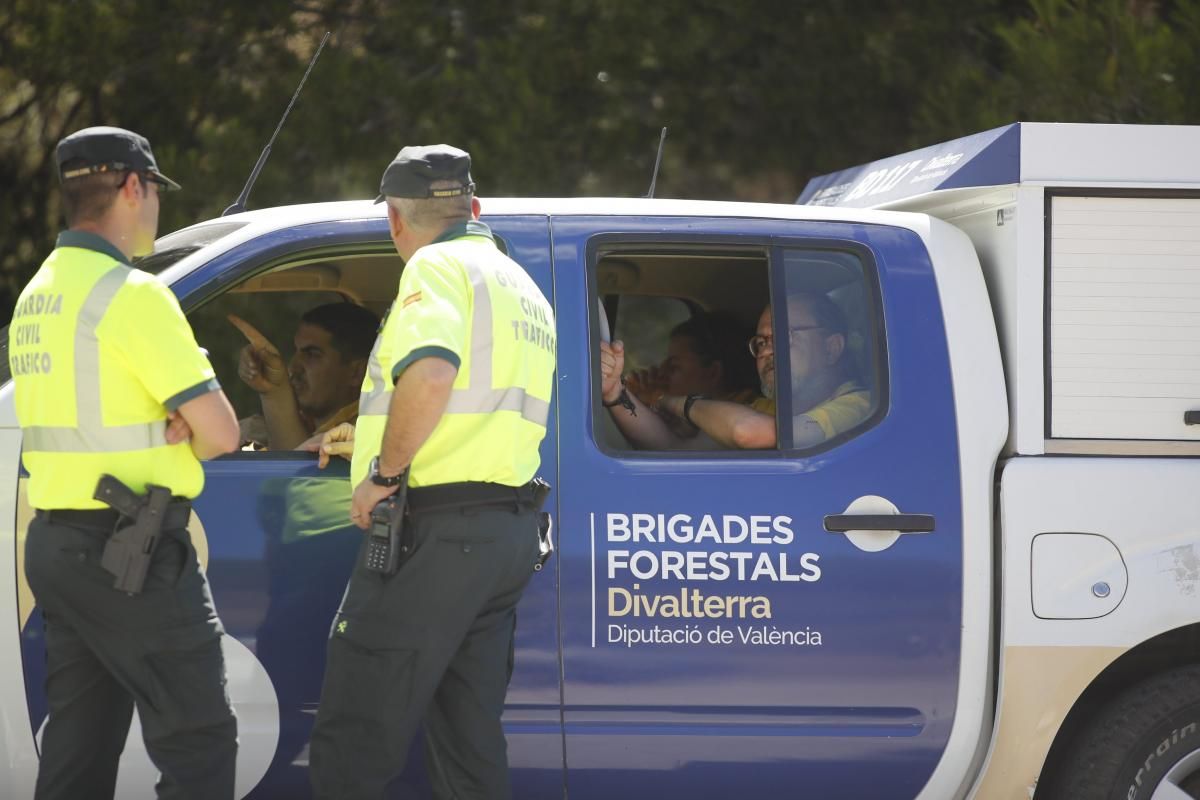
[{"x1": 824, "y1": 514, "x2": 935, "y2": 533}]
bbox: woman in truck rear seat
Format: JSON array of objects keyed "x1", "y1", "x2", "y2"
[
  {"x1": 620, "y1": 311, "x2": 758, "y2": 438},
  {"x1": 600, "y1": 292, "x2": 870, "y2": 450}
]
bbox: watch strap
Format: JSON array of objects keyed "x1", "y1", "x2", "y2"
[{"x1": 369, "y1": 456, "x2": 405, "y2": 487}]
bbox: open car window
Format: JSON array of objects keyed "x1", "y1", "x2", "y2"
[
  {"x1": 186, "y1": 251, "x2": 403, "y2": 454},
  {"x1": 592, "y1": 243, "x2": 883, "y2": 455}
]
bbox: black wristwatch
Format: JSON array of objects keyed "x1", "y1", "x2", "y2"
[
  {"x1": 368, "y1": 456, "x2": 404, "y2": 487},
  {"x1": 683, "y1": 394, "x2": 705, "y2": 426}
]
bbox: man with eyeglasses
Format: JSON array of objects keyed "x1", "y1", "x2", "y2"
[
  {"x1": 601, "y1": 292, "x2": 870, "y2": 449},
  {"x1": 11, "y1": 126, "x2": 241, "y2": 799}
]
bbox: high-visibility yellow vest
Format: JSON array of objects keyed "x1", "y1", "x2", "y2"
[
  {"x1": 10, "y1": 231, "x2": 220, "y2": 509},
  {"x1": 352, "y1": 221, "x2": 555, "y2": 488}
]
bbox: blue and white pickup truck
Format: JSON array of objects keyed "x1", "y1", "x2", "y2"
[{"x1": 3, "y1": 122, "x2": 1200, "y2": 799}]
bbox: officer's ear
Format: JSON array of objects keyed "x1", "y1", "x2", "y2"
[
  {"x1": 116, "y1": 171, "x2": 143, "y2": 206},
  {"x1": 386, "y1": 201, "x2": 404, "y2": 240},
  {"x1": 470, "y1": 196, "x2": 481, "y2": 220}
]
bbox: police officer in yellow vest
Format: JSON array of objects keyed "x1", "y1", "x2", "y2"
[
  {"x1": 11, "y1": 127, "x2": 241, "y2": 800},
  {"x1": 308, "y1": 145, "x2": 556, "y2": 800}
]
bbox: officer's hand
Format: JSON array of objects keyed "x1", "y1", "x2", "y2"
[
  {"x1": 600, "y1": 340, "x2": 625, "y2": 403},
  {"x1": 299, "y1": 422, "x2": 356, "y2": 468},
  {"x1": 351, "y1": 478, "x2": 397, "y2": 530},
  {"x1": 165, "y1": 410, "x2": 192, "y2": 445},
  {"x1": 228, "y1": 314, "x2": 287, "y2": 395}
]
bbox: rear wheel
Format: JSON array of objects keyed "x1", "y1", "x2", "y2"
[{"x1": 1041, "y1": 664, "x2": 1200, "y2": 799}]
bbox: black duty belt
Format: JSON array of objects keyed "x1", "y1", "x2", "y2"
[
  {"x1": 407, "y1": 481, "x2": 539, "y2": 516},
  {"x1": 36, "y1": 502, "x2": 192, "y2": 531}
]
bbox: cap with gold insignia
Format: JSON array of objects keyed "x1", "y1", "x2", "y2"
[
  {"x1": 374, "y1": 144, "x2": 473, "y2": 203},
  {"x1": 55, "y1": 126, "x2": 181, "y2": 191}
]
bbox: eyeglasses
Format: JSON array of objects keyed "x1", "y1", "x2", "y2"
[{"x1": 747, "y1": 325, "x2": 825, "y2": 357}]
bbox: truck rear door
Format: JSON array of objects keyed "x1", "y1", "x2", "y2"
[{"x1": 551, "y1": 215, "x2": 963, "y2": 800}]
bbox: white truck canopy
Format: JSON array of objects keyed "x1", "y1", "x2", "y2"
[{"x1": 798, "y1": 122, "x2": 1200, "y2": 208}]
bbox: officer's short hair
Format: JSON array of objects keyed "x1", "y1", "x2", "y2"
[
  {"x1": 300, "y1": 303, "x2": 380, "y2": 361},
  {"x1": 386, "y1": 180, "x2": 474, "y2": 231},
  {"x1": 59, "y1": 158, "x2": 131, "y2": 226}
]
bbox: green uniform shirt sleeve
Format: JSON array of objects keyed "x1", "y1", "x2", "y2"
[
  {"x1": 387, "y1": 251, "x2": 469, "y2": 381},
  {"x1": 109, "y1": 274, "x2": 220, "y2": 409}
]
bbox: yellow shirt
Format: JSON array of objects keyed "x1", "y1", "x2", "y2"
[
  {"x1": 748, "y1": 381, "x2": 871, "y2": 442},
  {"x1": 12, "y1": 231, "x2": 218, "y2": 508},
  {"x1": 312, "y1": 401, "x2": 359, "y2": 436},
  {"x1": 750, "y1": 395, "x2": 775, "y2": 415},
  {"x1": 804, "y1": 381, "x2": 872, "y2": 440},
  {"x1": 352, "y1": 221, "x2": 556, "y2": 488}
]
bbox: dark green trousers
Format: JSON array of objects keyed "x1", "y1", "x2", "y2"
[
  {"x1": 309, "y1": 501, "x2": 540, "y2": 800},
  {"x1": 24, "y1": 513, "x2": 237, "y2": 800}
]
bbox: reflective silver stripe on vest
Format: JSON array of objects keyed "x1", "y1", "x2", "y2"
[
  {"x1": 23, "y1": 422, "x2": 167, "y2": 453},
  {"x1": 358, "y1": 327, "x2": 390, "y2": 417},
  {"x1": 360, "y1": 248, "x2": 548, "y2": 428},
  {"x1": 444, "y1": 386, "x2": 550, "y2": 426},
  {"x1": 21, "y1": 266, "x2": 168, "y2": 454},
  {"x1": 460, "y1": 256, "x2": 493, "y2": 395}
]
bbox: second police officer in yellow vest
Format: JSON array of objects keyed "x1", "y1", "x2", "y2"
[
  {"x1": 308, "y1": 145, "x2": 556, "y2": 800},
  {"x1": 11, "y1": 127, "x2": 241, "y2": 799}
]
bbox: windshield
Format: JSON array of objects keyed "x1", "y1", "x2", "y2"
[{"x1": 132, "y1": 220, "x2": 249, "y2": 275}]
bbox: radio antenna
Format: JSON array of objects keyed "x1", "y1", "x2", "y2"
[
  {"x1": 645, "y1": 127, "x2": 667, "y2": 198},
  {"x1": 222, "y1": 31, "x2": 331, "y2": 216}
]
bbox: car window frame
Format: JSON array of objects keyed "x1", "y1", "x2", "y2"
[
  {"x1": 587, "y1": 232, "x2": 890, "y2": 461},
  {"x1": 587, "y1": 233, "x2": 783, "y2": 461}
]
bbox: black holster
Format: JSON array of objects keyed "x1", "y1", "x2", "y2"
[
  {"x1": 93, "y1": 475, "x2": 172, "y2": 595},
  {"x1": 530, "y1": 478, "x2": 554, "y2": 572}
]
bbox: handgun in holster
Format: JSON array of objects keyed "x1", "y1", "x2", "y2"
[
  {"x1": 530, "y1": 478, "x2": 554, "y2": 572},
  {"x1": 93, "y1": 475, "x2": 173, "y2": 595},
  {"x1": 365, "y1": 470, "x2": 410, "y2": 576}
]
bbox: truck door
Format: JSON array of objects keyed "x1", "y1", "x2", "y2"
[
  {"x1": 16, "y1": 214, "x2": 563, "y2": 800},
  {"x1": 552, "y1": 216, "x2": 962, "y2": 800}
]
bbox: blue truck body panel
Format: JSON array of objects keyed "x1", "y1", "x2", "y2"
[{"x1": 19, "y1": 209, "x2": 962, "y2": 799}]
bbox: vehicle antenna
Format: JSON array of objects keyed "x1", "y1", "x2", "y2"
[
  {"x1": 645, "y1": 127, "x2": 667, "y2": 198},
  {"x1": 222, "y1": 31, "x2": 331, "y2": 216}
]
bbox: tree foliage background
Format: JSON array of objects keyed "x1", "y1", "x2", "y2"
[{"x1": 2, "y1": 0, "x2": 1198, "y2": 323}]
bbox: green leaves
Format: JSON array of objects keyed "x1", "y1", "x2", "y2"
[{"x1": 2, "y1": 0, "x2": 1198, "y2": 322}]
